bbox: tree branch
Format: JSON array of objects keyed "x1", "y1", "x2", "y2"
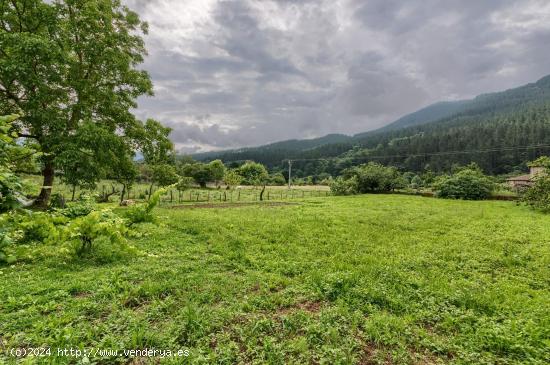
[{"x1": 17, "y1": 133, "x2": 38, "y2": 139}]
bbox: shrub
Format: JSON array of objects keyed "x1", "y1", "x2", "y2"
[
  {"x1": 49, "y1": 193, "x2": 66, "y2": 209},
  {"x1": 522, "y1": 174, "x2": 550, "y2": 213},
  {"x1": 124, "y1": 187, "x2": 167, "y2": 226},
  {"x1": 348, "y1": 162, "x2": 406, "y2": 193},
  {"x1": 269, "y1": 172, "x2": 287, "y2": 186},
  {"x1": 62, "y1": 209, "x2": 128, "y2": 256},
  {"x1": 410, "y1": 175, "x2": 423, "y2": 189},
  {"x1": 0, "y1": 215, "x2": 15, "y2": 264},
  {"x1": 433, "y1": 167, "x2": 494, "y2": 200},
  {"x1": 330, "y1": 176, "x2": 358, "y2": 196},
  {"x1": 57, "y1": 194, "x2": 96, "y2": 218},
  {"x1": 17, "y1": 211, "x2": 64, "y2": 244}
]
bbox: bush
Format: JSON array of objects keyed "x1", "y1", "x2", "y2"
[
  {"x1": 49, "y1": 193, "x2": 66, "y2": 209},
  {"x1": 410, "y1": 175, "x2": 423, "y2": 189},
  {"x1": 62, "y1": 209, "x2": 128, "y2": 256},
  {"x1": 269, "y1": 172, "x2": 286, "y2": 186},
  {"x1": 433, "y1": 167, "x2": 494, "y2": 200},
  {"x1": 57, "y1": 194, "x2": 96, "y2": 218},
  {"x1": 17, "y1": 211, "x2": 64, "y2": 244},
  {"x1": 347, "y1": 162, "x2": 406, "y2": 193},
  {"x1": 330, "y1": 176, "x2": 358, "y2": 196},
  {"x1": 522, "y1": 174, "x2": 550, "y2": 213},
  {"x1": 124, "y1": 187, "x2": 166, "y2": 226},
  {"x1": 0, "y1": 215, "x2": 15, "y2": 264}
]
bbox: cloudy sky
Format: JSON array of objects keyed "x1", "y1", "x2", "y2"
[{"x1": 124, "y1": 0, "x2": 550, "y2": 153}]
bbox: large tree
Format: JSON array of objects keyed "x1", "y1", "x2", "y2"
[{"x1": 0, "y1": 0, "x2": 153, "y2": 207}]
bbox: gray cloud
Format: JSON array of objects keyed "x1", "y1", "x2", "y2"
[{"x1": 125, "y1": 0, "x2": 550, "y2": 152}]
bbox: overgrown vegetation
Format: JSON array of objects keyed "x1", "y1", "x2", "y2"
[
  {"x1": 523, "y1": 174, "x2": 550, "y2": 212},
  {"x1": 523, "y1": 160, "x2": 550, "y2": 213}
]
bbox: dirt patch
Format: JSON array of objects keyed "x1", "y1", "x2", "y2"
[
  {"x1": 72, "y1": 291, "x2": 91, "y2": 299},
  {"x1": 171, "y1": 202, "x2": 299, "y2": 209},
  {"x1": 358, "y1": 343, "x2": 393, "y2": 365},
  {"x1": 276, "y1": 300, "x2": 324, "y2": 316}
]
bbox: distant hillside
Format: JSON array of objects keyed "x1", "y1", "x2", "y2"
[
  {"x1": 191, "y1": 74, "x2": 550, "y2": 175},
  {"x1": 193, "y1": 134, "x2": 352, "y2": 166},
  {"x1": 369, "y1": 100, "x2": 470, "y2": 134}
]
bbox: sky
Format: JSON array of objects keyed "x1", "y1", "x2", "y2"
[{"x1": 124, "y1": 0, "x2": 550, "y2": 153}]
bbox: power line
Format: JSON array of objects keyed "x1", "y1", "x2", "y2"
[{"x1": 282, "y1": 143, "x2": 550, "y2": 164}]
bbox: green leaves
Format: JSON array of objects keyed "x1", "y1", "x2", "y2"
[
  {"x1": 523, "y1": 173, "x2": 550, "y2": 213},
  {"x1": 0, "y1": 0, "x2": 155, "y2": 206},
  {"x1": 0, "y1": 114, "x2": 29, "y2": 212},
  {"x1": 124, "y1": 186, "x2": 168, "y2": 226},
  {"x1": 433, "y1": 166, "x2": 495, "y2": 200},
  {"x1": 64, "y1": 209, "x2": 128, "y2": 256},
  {"x1": 238, "y1": 161, "x2": 269, "y2": 186},
  {"x1": 332, "y1": 162, "x2": 406, "y2": 195},
  {"x1": 223, "y1": 169, "x2": 243, "y2": 189}
]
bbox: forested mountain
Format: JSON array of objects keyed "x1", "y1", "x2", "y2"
[
  {"x1": 368, "y1": 101, "x2": 470, "y2": 134},
  {"x1": 193, "y1": 133, "x2": 352, "y2": 166},
  {"x1": 193, "y1": 75, "x2": 550, "y2": 177}
]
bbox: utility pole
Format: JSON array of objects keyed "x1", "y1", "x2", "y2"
[{"x1": 288, "y1": 160, "x2": 292, "y2": 189}]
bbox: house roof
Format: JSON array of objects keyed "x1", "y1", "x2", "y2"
[{"x1": 506, "y1": 174, "x2": 531, "y2": 182}]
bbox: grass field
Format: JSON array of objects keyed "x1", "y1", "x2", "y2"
[{"x1": 1, "y1": 195, "x2": 549, "y2": 364}]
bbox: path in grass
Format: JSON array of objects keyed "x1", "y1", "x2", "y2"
[{"x1": 1, "y1": 195, "x2": 549, "y2": 364}]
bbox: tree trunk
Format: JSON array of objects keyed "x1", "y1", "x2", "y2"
[
  {"x1": 148, "y1": 183, "x2": 154, "y2": 200},
  {"x1": 259, "y1": 184, "x2": 266, "y2": 201},
  {"x1": 34, "y1": 160, "x2": 55, "y2": 209},
  {"x1": 71, "y1": 185, "x2": 76, "y2": 201},
  {"x1": 120, "y1": 184, "x2": 126, "y2": 204}
]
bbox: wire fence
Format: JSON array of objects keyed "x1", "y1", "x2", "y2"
[{"x1": 154, "y1": 188, "x2": 331, "y2": 206}]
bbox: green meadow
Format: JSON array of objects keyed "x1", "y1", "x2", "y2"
[{"x1": 1, "y1": 195, "x2": 549, "y2": 364}]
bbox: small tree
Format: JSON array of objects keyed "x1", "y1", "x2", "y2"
[
  {"x1": 57, "y1": 151, "x2": 103, "y2": 201},
  {"x1": 238, "y1": 162, "x2": 269, "y2": 200},
  {"x1": 223, "y1": 170, "x2": 241, "y2": 201},
  {"x1": 176, "y1": 176, "x2": 195, "y2": 202},
  {"x1": 180, "y1": 163, "x2": 214, "y2": 188},
  {"x1": 238, "y1": 162, "x2": 268, "y2": 186},
  {"x1": 113, "y1": 156, "x2": 138, "y2": 203},
  {"x1": 224, "y1": 170, "x2": 243, "y2": 190},
  {"x1": 151, "y1": 164, "x2": 179, "y2": 192},
  {"x1": 208, "y1": 160, "x2": 226, "y2": 187}
]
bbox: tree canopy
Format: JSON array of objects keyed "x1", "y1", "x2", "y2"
[{"x1": 0, "y1": 0, "x2": 154, "y2": 207}]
